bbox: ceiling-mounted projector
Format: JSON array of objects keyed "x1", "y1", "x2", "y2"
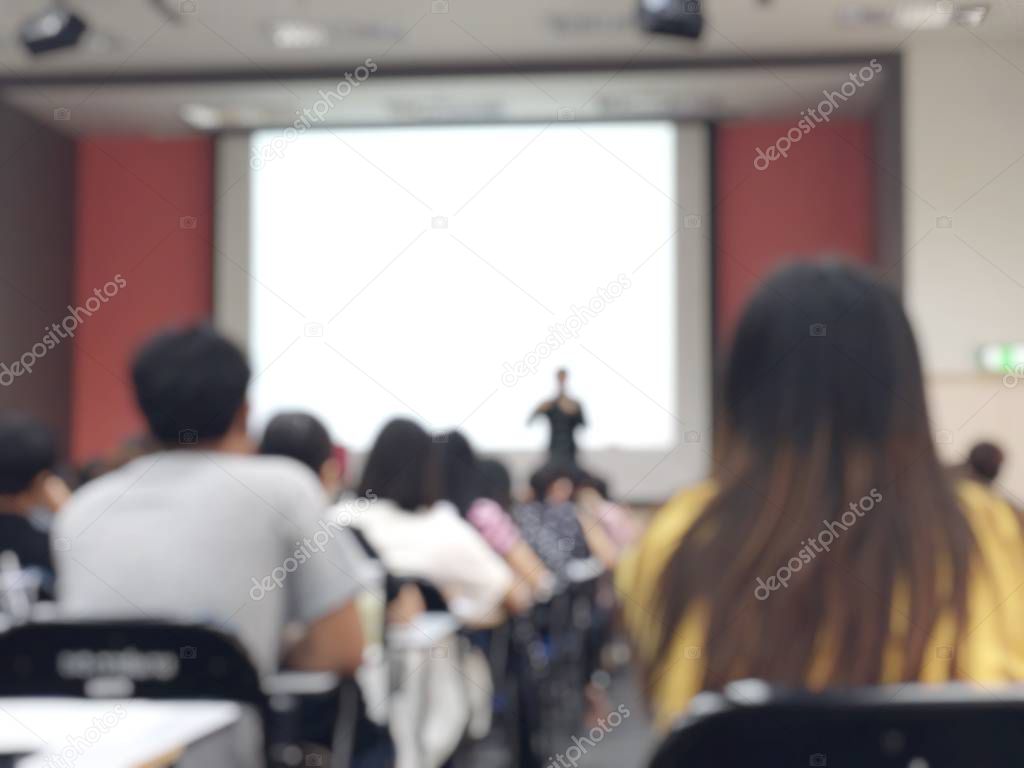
[
  {"x1": 639, "y1": 0, "x2": 704, "y2": 39},
  {"x1": 20, "y1": 8, "x2": 87, "y2": 55}
]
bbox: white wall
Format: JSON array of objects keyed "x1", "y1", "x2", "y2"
[{"x1": 905, "y1": 38, "x2": 1024, "y2": 501}]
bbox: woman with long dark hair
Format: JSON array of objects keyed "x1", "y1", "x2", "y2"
[
  {"x1": 345, "y1": 418, "x2": 518, "y2": 627},
  {"x1": 618, "y1": 263, "x2": 1024, "y2": 728}
]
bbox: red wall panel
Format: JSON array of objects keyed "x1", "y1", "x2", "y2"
[
  {"x1": 714, "y1": 119, "x2": 876, "y2": 340},
  {"x1": 71, "y1": 137, "x2": 213, "y2": 462}
]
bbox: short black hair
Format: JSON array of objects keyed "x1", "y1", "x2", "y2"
[
  {"x1": 968, "y1": 441, "x2": 1004, "y2": 483},
  {"x1": 358, "y1": 418, "x2": 439, "y2": 511},
  {"x1": 131, "y1": 326, "x2": 250, "y2": 445},
  {"x1": 0, "y1": 413, "x2": 56, "y2": 494},
  {"x1": 529, "y1": 460, "x2": 576, "y2": 501},
  {"x1": 259, "y1": 412, "x2": 333, "y2": 475},
  {"x1": 574, "y1": 469, "x2": 610, "y2": 500}
]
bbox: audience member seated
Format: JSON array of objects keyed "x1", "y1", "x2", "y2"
[
  {"x1": 962, "y1": 441, "x2": 1005, "y2": 487},
  {"x1": 0, "y1": 413, "x2": 69, "y2": 600},
  {"x1": 53, "y1": 326, "x2": 364, "y2": 676},
  {"x1": 617, "y1": 263, "x2": 1024, "y2": 729},
  {"x1": 259, "y1": 409, "x2": 424, "y2": 642},
  {"x1": 573, "y1": 472, "x2": 637, "y2": 565},
  {"x1": 337, "y1": 418, "x2": 518, "y2": 627},
  {"x1": 513, "y1": 462, "x2": 593, "y2": 582},
  {"x1": 437, "y1": 430, "x2": 553, "y2": 603},
  {"x1": 258, "y1": 410, "x2": 346, "y2": 501}
]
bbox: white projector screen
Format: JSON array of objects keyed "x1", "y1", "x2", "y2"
[{"x1": 216, "y1": 121, "x2": 711, "y2": 502}]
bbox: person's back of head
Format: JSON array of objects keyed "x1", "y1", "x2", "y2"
[
  {"x1": 62, "y1": 340, "x2": 366, "y2": 679},
  {"x1": 649, "y1": 261, "x2": 975, "y2": 696},
  {"x1": 529, "y1": 461, "x2": 576, "y2": 505},
  {"x1": 966, "y1": 441, "x2": 1003, "y2": 485},
  {"x1": 359, "y1": 418, "x2": 439, "y2": 511},
  {"x1": 573, "y1": 470, "x2": 610, "y2": 501},
  {"x1": 437, "y1": 430, "x2": 480, "y2": 516},
  {"x1": 0, "y1": 412, "x2": 57, "y2": 509},
  {"x1": 259, "y1": 411, "x2": 343, "y2": 494},
  {"x1": 131, "y1": 325, "x2": 250, "y2": 450},
  {"x1": 478, "y1": 459, "x2": 512, "y2": 512}
]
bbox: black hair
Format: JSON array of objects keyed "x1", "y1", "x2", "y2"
[
  {"x1": 259, "y1": 412, "x2": 333, "y2": 475},
  {"x1": 0, "y1": 413, "x2": 56, "y2": 494},
  {"x1": 723, "y1": 261, "x2": 919, "y2": 452},
  {"x1": 437, "y1": 430, "x2": 480, "y2": 516},
  {"x1": 649, "y1": 261, "x2": 976, "y2": 699},
  {"x1": 529, "y1": 460, "x2": 576, "y2": 501},
  {"x1": 478, "y1": 459, "x2": 512, "y2": 512},
  {"x1": 574, "y1": 470, "x2": 610, "y2": 500},
  {"x1": 358, "y1": 418, "x2": 439, "y2": 511},
  {"x1": 75, "y1": 458, "x2": 110, "y2": 487},
  {"x1": 131, "y1": 325, "x2": 250, "y2": 446},
  {"x1": 967, "y1": 441, "x2": 1003, "y2": 483}
]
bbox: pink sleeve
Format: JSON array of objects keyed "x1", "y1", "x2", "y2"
[
  {"x1": 467, "y1": 499, "x2": 522, "y2": 556},
  {"x1": 596, "y1": 501, "x2": 639, "y2": 548}
]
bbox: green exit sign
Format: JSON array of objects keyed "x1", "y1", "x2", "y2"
[{"x1": 977, "y1": 343, "x2": 1024, "y2": 374}]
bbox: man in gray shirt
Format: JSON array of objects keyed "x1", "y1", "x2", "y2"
[{"x1": 54, "y1": 326, "x2": 364, "y2": 676}]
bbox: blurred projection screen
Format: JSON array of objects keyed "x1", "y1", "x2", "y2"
[{"x1": 218, "y1": 121, "x2": 712, "y2": 500}]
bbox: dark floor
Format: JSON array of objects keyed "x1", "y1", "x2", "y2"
[
  {"x1": 462, "y1": 667, "x2": 655, "y2": 768},
  {"x1": 575, "y1": 671, "x2": 654, "y2": 768}
]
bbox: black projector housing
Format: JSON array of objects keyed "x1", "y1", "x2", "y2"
[
  {"x1": 639, "y1": 0, "x2": 705, "y2": 39},
  {"x1": 20, "y1": 9, "x2": 87, "y2": 55}
]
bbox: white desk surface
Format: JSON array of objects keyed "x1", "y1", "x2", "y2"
[{"x1": 0, "y1": 698, "x2": 242, "y2": 767}]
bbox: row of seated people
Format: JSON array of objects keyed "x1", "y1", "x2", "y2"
[
  {"x1": 4, "y1": 261, "x2": 1024, "y2": 766},
  {"x1": 0, "y1": 326, "x2": 633, "y2": 766}
]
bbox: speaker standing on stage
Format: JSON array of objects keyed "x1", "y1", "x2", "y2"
[{"x1": 529, "y1": 368, "x2": 586, "y2": 464}]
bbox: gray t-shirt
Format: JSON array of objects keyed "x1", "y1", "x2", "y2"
[{"x1": 53, "y1": 451, "x2": 362, "y2": 674}]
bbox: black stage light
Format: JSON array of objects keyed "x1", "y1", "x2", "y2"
[
  {"x1": 20, "y1": 8, "x2": 87, "y2": 55},
  {"x1": 639, "y1": 0, "x2": 704, "y2": 39}
]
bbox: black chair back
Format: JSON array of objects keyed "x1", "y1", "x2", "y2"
[
  {"x1": 0, "y1": 619, "x2": 265, "y2": 709},
  {"x1": 0, "y1": 619, "x2": 367, "y2": 768},
  {"x1": 649, "y1": 681, "x2": 1024, "y2": 768}
]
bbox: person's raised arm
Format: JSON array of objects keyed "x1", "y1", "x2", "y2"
[
  {"x1": 527, "y1": 399, "x2": 551, "y2": 425},
  {"x1": 504, "y1": 540, "x2": 555, "y2": 598},
  {"x1": 467, "y1": 499, "x2": 554, "y2": 600},
  {"x1": 577, "y1": 507, "x2": 619, "y2": 570}
]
